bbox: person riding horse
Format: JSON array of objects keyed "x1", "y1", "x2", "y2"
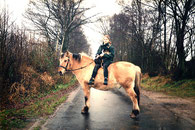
[
  {"x1": 88, "y1": 35, "x2": 115, "y2": 85},
  {"x1": 58, "y1": 50, "x2": 141, "y2": 118}
]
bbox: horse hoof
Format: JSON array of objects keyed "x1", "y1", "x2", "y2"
[
  {"x1": 130, "y1": 110, "x2": 139, "y2": 119},
  {"x1": 130, "y1": 113, "x2": 136, "y2": 119},
  {"x1": 81, "y1": 106, "x2": 89, "y2": 114},
  {"x1": 132, "y1": 109, "x2": 139, "y2": 116}
]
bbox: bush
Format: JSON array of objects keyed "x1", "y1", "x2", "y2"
[{"x1": 0, "y1": 10, "x2": 69, "y2": 108}]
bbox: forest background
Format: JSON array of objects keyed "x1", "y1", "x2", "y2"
[{"x1": 0, "y1": 0, "x2": 194, "y2": 129}]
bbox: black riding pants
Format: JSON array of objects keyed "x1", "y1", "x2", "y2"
[{"x1": 91, "y1": 61, "x2": 111, "y2": 79}]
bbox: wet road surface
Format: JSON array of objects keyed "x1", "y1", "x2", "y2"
[{"x1": 43, "y1": 87, "x2": 194, "y2": 130}]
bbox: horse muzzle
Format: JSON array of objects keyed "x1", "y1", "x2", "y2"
[
  {"x1": 58, "y1": 71, "x2": 63, "y2": 76},
  {"x1": 58, "y1": 65, "x2": 67, "y2": 76}
]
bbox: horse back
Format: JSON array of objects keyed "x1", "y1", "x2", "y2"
[
  {"x1": 109, "y1": 61, "x2": 136, "y2": 72},
  {"x1": 108, "y1": 61, "x2": 137, "y2": 84}
]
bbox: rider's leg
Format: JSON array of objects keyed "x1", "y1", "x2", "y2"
[
  {"x1": 103, "y1": 61, "x2": 111, "y2": 85},
  {"x1": 88, "y1": 64, "x2": 101, "y2": 85}
]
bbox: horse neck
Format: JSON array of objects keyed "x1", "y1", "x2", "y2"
[
  {"x1": 70, "y1": 56, "x2": 93, "y2": 82},
  {"x1": 71, "y1": 55, "x2": 93, "y2": 74}
]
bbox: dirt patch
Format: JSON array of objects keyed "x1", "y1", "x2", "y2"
[{"x1": 141, "y1": 88, "x2": 195, "y2": 124}]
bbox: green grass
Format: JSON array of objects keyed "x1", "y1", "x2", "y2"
[
  {"x1": 0, "y1": 77, "x2": 77, "y2": 130},
  {"x1": 142, "y1": 75, "x2": 195, "y2": 98},
  {"x1": 54, "y1": 77, "x2": 76, "y2": 91},
  {"x1": 0, "y1": 109, "x2": 27, "y2": 129}
]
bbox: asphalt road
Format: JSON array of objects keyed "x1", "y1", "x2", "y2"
[{"x1": 43, "y1": 87, "x2": 194, "y2": 130}]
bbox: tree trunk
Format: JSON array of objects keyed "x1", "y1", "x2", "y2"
[
  {"x1": 176, "y1": 29, "x2": 186, "y2": 78},
  {"x1": 163, "y1": 0, "x2": 167, "y2": 73},
  {"x1": 61, "y1": 33, "x2": 70, "y2": 53}
]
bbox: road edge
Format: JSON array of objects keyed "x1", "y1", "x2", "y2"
[{"x1": 28, "y1": 86, "x2": 81, "y2": 130}]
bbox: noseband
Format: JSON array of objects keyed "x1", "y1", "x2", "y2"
[
  {"x1": 59, "y1": 58, "x2": 70, "y2": 71},
  {"x1": 59, "y1": 57, "x2": 93, "y2": 72}
]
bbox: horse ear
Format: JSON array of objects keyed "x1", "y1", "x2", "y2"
[
  {"x1": 60, "y1": 53, "x2": 64, "y2": 58},
  {"x1": 65, "y1": 50, "x2": 71, "y2": 57}
]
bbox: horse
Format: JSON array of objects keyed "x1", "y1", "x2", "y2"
[{"x1": 58, "y1": 51, "x2": 142, "y2": 118}]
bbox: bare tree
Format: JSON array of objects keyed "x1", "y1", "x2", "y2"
[
  {"x1": 25, "y1": 0, "x2": 95, "y2": 53},
  {"x1": 109, "y1": 13, "x2": 130, "y2": 61},
  {"x1": 165, "y1": 0, "x2": 195, "y2": 79},
  {"x1": 96, "y1": 16, "x2": 111, "y2": 35},
  {"x1": 0, "y1": 8, "x2": 29, "y2": 104},
  {"x1": 68, "y1": 26, "x2": 90, "y2": 53}
]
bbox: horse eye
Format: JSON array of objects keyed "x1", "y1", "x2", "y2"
[{"x1": 64, "y1": 60, "x2": 67, "y2": 62}]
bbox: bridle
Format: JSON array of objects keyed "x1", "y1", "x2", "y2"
[
  {"x1": 59, "y1": 58, "x2": 70, "y2": 71},
  {"x1": 59, "y1": 57, "x2": 93, "y2": 72}
]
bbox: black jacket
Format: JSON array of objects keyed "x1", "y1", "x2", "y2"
[{"x1": 96, "y1": 43, "x2": 114, "y2": 62}]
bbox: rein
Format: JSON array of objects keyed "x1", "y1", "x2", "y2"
[{"x1": 59, "y1": 58, "x2": 93, "y2": 72}]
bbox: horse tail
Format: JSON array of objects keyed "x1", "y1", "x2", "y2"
[{"x1": 134, "y1": 71, "x2": 141, "y2": 105}]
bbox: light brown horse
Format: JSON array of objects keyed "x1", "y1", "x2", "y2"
[{"x1": 58, "y1": 51, "x2": 141, "y2": 118}]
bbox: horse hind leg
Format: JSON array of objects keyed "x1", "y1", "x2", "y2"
[
  {"x1": 124, "y1": 81, "x2": 140, "y2": 118},
  {"x1": 134, "y1": 71, "x2": 141, "y2": 105},
  {"x1": 81, "y1": 84, "x2": 90, "y2": 114}
]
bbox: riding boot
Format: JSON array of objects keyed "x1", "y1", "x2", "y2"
[
  {"x1": 104, "y1": 77, "x2": 108, "y2": 85},
  {"x1": 88, "y1": 77, "x2": 95, "y2": 85}
]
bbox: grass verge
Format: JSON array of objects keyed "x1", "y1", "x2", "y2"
[
  {"x1": 0, "y1": 77, "x2": 78, "y2": 130},
  {"x1": 141, "y1": 74, "x2": 195, "y2": 98}
]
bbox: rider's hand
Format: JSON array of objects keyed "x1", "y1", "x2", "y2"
[
  {"x1": 100, "y1": 53, "x2": 104, "y2": 57},
  {"x1": 95, "y1": 55, "x2": 100, "y2": 59}
]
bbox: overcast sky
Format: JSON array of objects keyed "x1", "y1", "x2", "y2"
[
  {"x1": 0, "y1": 0, "x2": 29, "y2": 26},
  {"x1": 0, "y1": 0, "x2": 122, "y2": 56}
]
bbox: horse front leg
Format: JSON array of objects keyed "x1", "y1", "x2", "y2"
[{"x1": 81, "y1": 83, "x2": 91, "y2": 114}]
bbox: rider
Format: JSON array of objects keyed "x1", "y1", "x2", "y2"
[{"x1": 88, "y1": 35, "x2": 114, "y2": 85}]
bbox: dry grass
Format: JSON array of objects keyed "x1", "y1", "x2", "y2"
[
  {"x1": 7, "y1": 64, "x2": 72, "y2": 108},
  {"x1": 0, "y1": 73, "x2": 78, "y2": 129},
  {"x1": 142, "y1": 73, "x2": 195, "y2": 98}
]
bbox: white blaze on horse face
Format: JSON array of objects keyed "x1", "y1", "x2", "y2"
[
  {"x1": 58, "y1": 58, "x2": 64, "y2": 74},
  {"x1": 58, "y1": 56, "x2": 69, "y2": 74}
]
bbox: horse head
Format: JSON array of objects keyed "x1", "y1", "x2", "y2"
[{"x1": 58, "y1": 51, "x2": 73, "y2": 75}]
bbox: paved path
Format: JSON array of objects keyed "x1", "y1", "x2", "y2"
[{"x1": 42, "y1": 87, "x2": 194, "y2": 130}]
